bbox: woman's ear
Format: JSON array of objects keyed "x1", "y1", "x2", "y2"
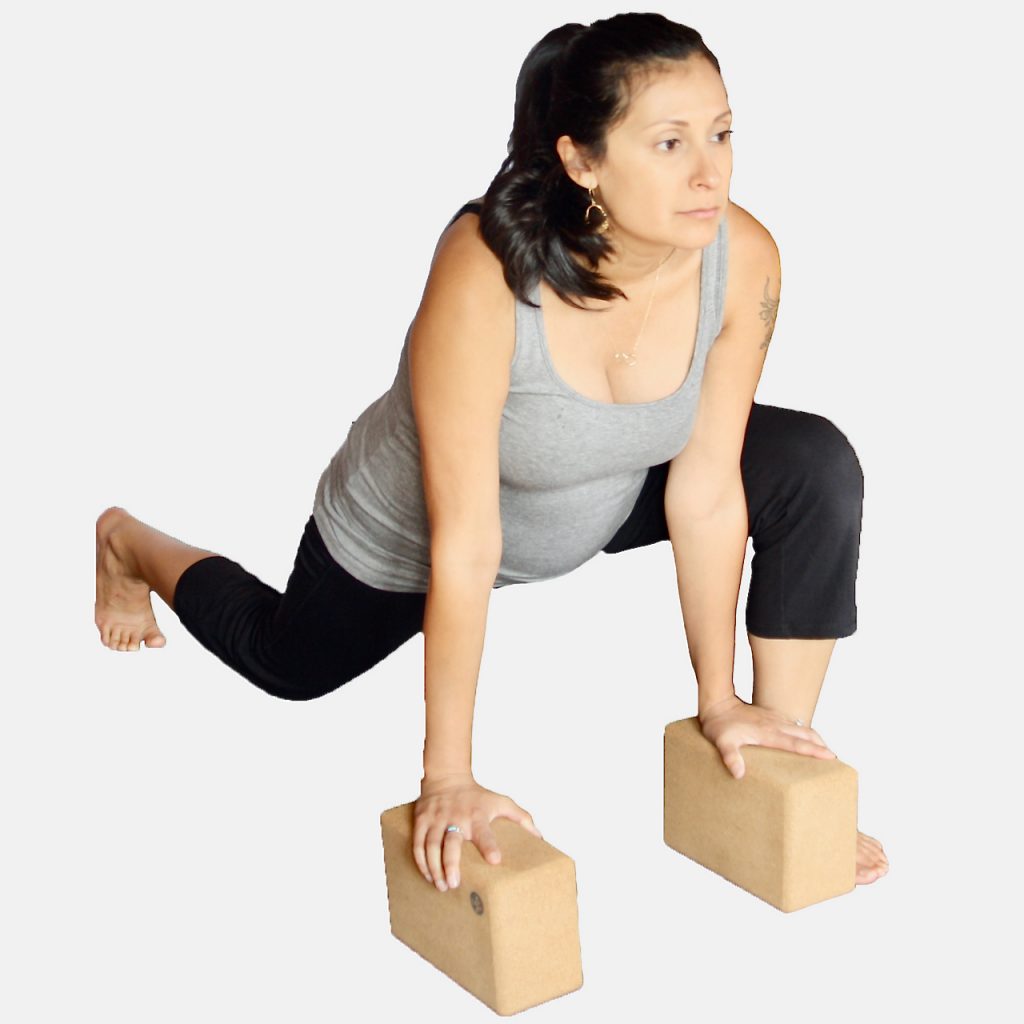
[{"x1": 555, "y1": 134, "x2": 596, "y2": 191}]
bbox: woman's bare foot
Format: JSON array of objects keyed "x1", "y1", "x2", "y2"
[
  {"x1": 856, "y1": 830, "x2": 889, "y2": 885},
  {"x1": 95, "y1": 506, "x2": 167, "y2": 652}
]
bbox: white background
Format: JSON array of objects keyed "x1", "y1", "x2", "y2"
[{"x1": 4, "y1": 0, "x2": 1021, "y2": 1019}]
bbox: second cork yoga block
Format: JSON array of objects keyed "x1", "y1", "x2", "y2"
[
  {"x1": 379, "y1": 801, "x2": 584, "y2": 1016},
  {"x1": 664, "y1": 716, "x2": 858, "y2": 912}
]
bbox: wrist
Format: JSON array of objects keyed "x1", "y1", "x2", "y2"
[
  {"x1": 698, "y1": 690, "x2": 739, "y2": 723},
  {"x1": 420, "y1": 770, "x2": 475, "y2": 794},
  {"x1": 422, "y1": 759, "x2": 474, "y2": 782},
  {"x1": 423, "y1": 738, "x2": 473, "y2": 778}
]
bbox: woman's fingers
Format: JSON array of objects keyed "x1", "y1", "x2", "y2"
[
  {"x1": 412, "y1": 791, "x2": 541, "y2": 893},
  {"x1": 808, "y1": 727, "x2": 828, "y2": 748},
  {"x1": 794, "y1": 724, "x2": 828, "y2": 748},
  {"x1": 411, "y1": 821, "x2": 433, "y2": 884},
  {"x1": 716, "y1": 730, "x2": 834, "y2": 778},
  {"x1": 771, "y1": 720, "x2": 834, "y2": 755},
  {"x1": 426, "y1": 823, "x2": 458, "y2": 891},
  {"x1": 473, "y1": 820, "x2": 503, "y2": 866},
  {"x1": 501, "y1": 799, "x2": 543, "y2": 841},
  {"x1": 805, "y1": 729, "x2": 833, "y2": 754},
  {"x1": 787, "y1": 726, "x2": 837, "y2": 757},
  {"x1": 433, "y1": 820, "x2": 504, "y2": 891},
  {"x1": 774, "y1": 730, "x2": 838, "y2": 759},
  {"x1": 717, "y1": 742, "x2": 745, "y2": 779},
  {"x1": 520, "y1": 813, "x2": 543, "y2": 840},
  {"x1": 440, "y1": 827, "x2": 465, "y2": 889},
  {"x1": 412, "y1": 824, "x2": 465, "y2": 891}
]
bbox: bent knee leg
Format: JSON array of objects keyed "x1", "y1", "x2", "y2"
[
  {"x1": 787, "y1": 411, "x2": 864, "y2": 516},
  {"x1": 745, "y1": 410, "x2": 863, "y2": 638}
]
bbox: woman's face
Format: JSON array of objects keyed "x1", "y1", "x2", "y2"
[{"x1": 583, "y1": 57, "x2": 733, "y2": 253}]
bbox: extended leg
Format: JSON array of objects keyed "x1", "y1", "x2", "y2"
[{"x1": 95, "y1": 505, "x2": 430, "y2": 701}]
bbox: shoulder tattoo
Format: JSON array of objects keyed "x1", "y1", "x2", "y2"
[{"x1": 758, "y1": 276, "x2": 779, "y2": 351}]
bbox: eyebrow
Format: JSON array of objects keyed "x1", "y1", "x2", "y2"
[{"x1": 646, "y1": 110, "x2": 733, "y2": 129}]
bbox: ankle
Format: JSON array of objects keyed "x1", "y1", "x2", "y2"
[{"x1": 107, "y1": 515, "x2": 147, "y2": 582}]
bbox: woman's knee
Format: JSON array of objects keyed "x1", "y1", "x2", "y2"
[
  {"x1": 254, "y1": 644, "x2": 353, "y2": 701},
  {"x1": 258, "y1": 671, "x2": 349, "y2": 702},
  {"x1": 788, "y1": 411, "x2": 864, "y2": 505}
]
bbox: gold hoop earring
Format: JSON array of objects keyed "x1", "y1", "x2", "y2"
[{"x1": 584, "y1": 187, "x2": 610, "y2": 235}]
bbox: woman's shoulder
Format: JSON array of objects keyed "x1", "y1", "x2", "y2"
[
  {"x1": 440, "y1": 195, "x2": 486, "y2": 235},
  {"x1": 428, "y1": 197, "x2": 508, "y2": 302},
  {"x1": 419, "y1": 198, "x2": 512, "y2": 328},
  {"x1": 721, "y1": 200, "x2": 780, "y2": 325},
  {"x1": 724, "y1": 199, "x2": 776, "y2": 256}
]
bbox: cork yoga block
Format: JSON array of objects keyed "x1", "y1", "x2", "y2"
[
  {"x1": 380, "y1": 801, "x2": 584, "y2": 1016},
  {"x1": 664, "y1": 716, "x2": 858, "y2": 912}
]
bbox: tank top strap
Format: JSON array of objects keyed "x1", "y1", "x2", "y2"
[
  {"x1": 509, "y1": 278, "x2": 552, "y2": 383},
  {"x1": 703, "y1": 212, "x2": 729, "y2": 345},
  {"x1": 443, "y1": 198, "x2": 484, "y2": 231}
]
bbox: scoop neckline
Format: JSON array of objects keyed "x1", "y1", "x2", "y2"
[{"x1": 529, "y1": 230, "x2": 714, "y2": 410}]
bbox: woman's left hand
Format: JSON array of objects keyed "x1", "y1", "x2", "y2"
[{"x1": 698, "y1": 693, "x2": 836, "y2": 779}]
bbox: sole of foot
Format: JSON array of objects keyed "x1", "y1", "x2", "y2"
[{"x1": 95, "y1": 506, "x2": 167, "y2": 652}]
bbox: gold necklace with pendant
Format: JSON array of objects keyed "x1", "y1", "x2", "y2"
[{"x1": 611, "y1": 246, "x2": 677, "y2": 367}]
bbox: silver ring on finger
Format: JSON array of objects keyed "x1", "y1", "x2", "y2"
[
  {"x1": 794, "y1": 718, "x2": 804, "y2": 727},
  {"x1": 445, "y1": 824, "x2": 462, "y2": 835}
]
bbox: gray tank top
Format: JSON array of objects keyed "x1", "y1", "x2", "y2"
[{"x1": 313, "y1": 210, "x2": 729, "y2": 592}]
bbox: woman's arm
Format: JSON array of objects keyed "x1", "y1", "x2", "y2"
[
  {"x1": 407, "y1": 209, "x2": 547, "y2": 893},
  {"x1": 409, "y1": 210, "x2": 514, "y2": 780},
  {"x1": 667, "y1": 483, "x2": 748, "y2": 716},
  {"x1": 663, "y1": 206, "x2": 780, "y2": 711},
  {"x1": 420, "y1": 560, "x2": 498, "y2": 778}
]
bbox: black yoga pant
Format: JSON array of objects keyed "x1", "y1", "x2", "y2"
[{"x1": 173, "y1": 402, "x2": 864, "y2": 702}]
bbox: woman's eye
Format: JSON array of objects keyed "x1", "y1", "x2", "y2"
[{"x1": 658, "y1": 130, "x2": 733, "y2": 152}]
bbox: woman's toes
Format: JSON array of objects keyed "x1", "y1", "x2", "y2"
[
  {"x1": 101, "y1": 621, "x2": 165, "y2": 652},
  {"x1": 143, "y1": 627, "x2": 166, "y2": 648},
  {"x1": 855, "y1": 831, "x2": 890, "y2": 885}
]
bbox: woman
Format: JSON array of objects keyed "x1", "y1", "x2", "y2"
[{"x1": 94, "y1": 14, "x2": 888, "y2": 896}]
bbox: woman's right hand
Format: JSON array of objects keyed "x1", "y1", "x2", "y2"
[
  {"x1": 413, "y1": 773, "x2": 543, "y2": 893},
  {"x1": 698, "y1": 694, "x2": 837, "y2": 779}
]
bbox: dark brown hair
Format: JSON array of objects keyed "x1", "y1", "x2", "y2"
[{"x1": 477, "y1": 12, "x2": 721, "y2": 310}]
